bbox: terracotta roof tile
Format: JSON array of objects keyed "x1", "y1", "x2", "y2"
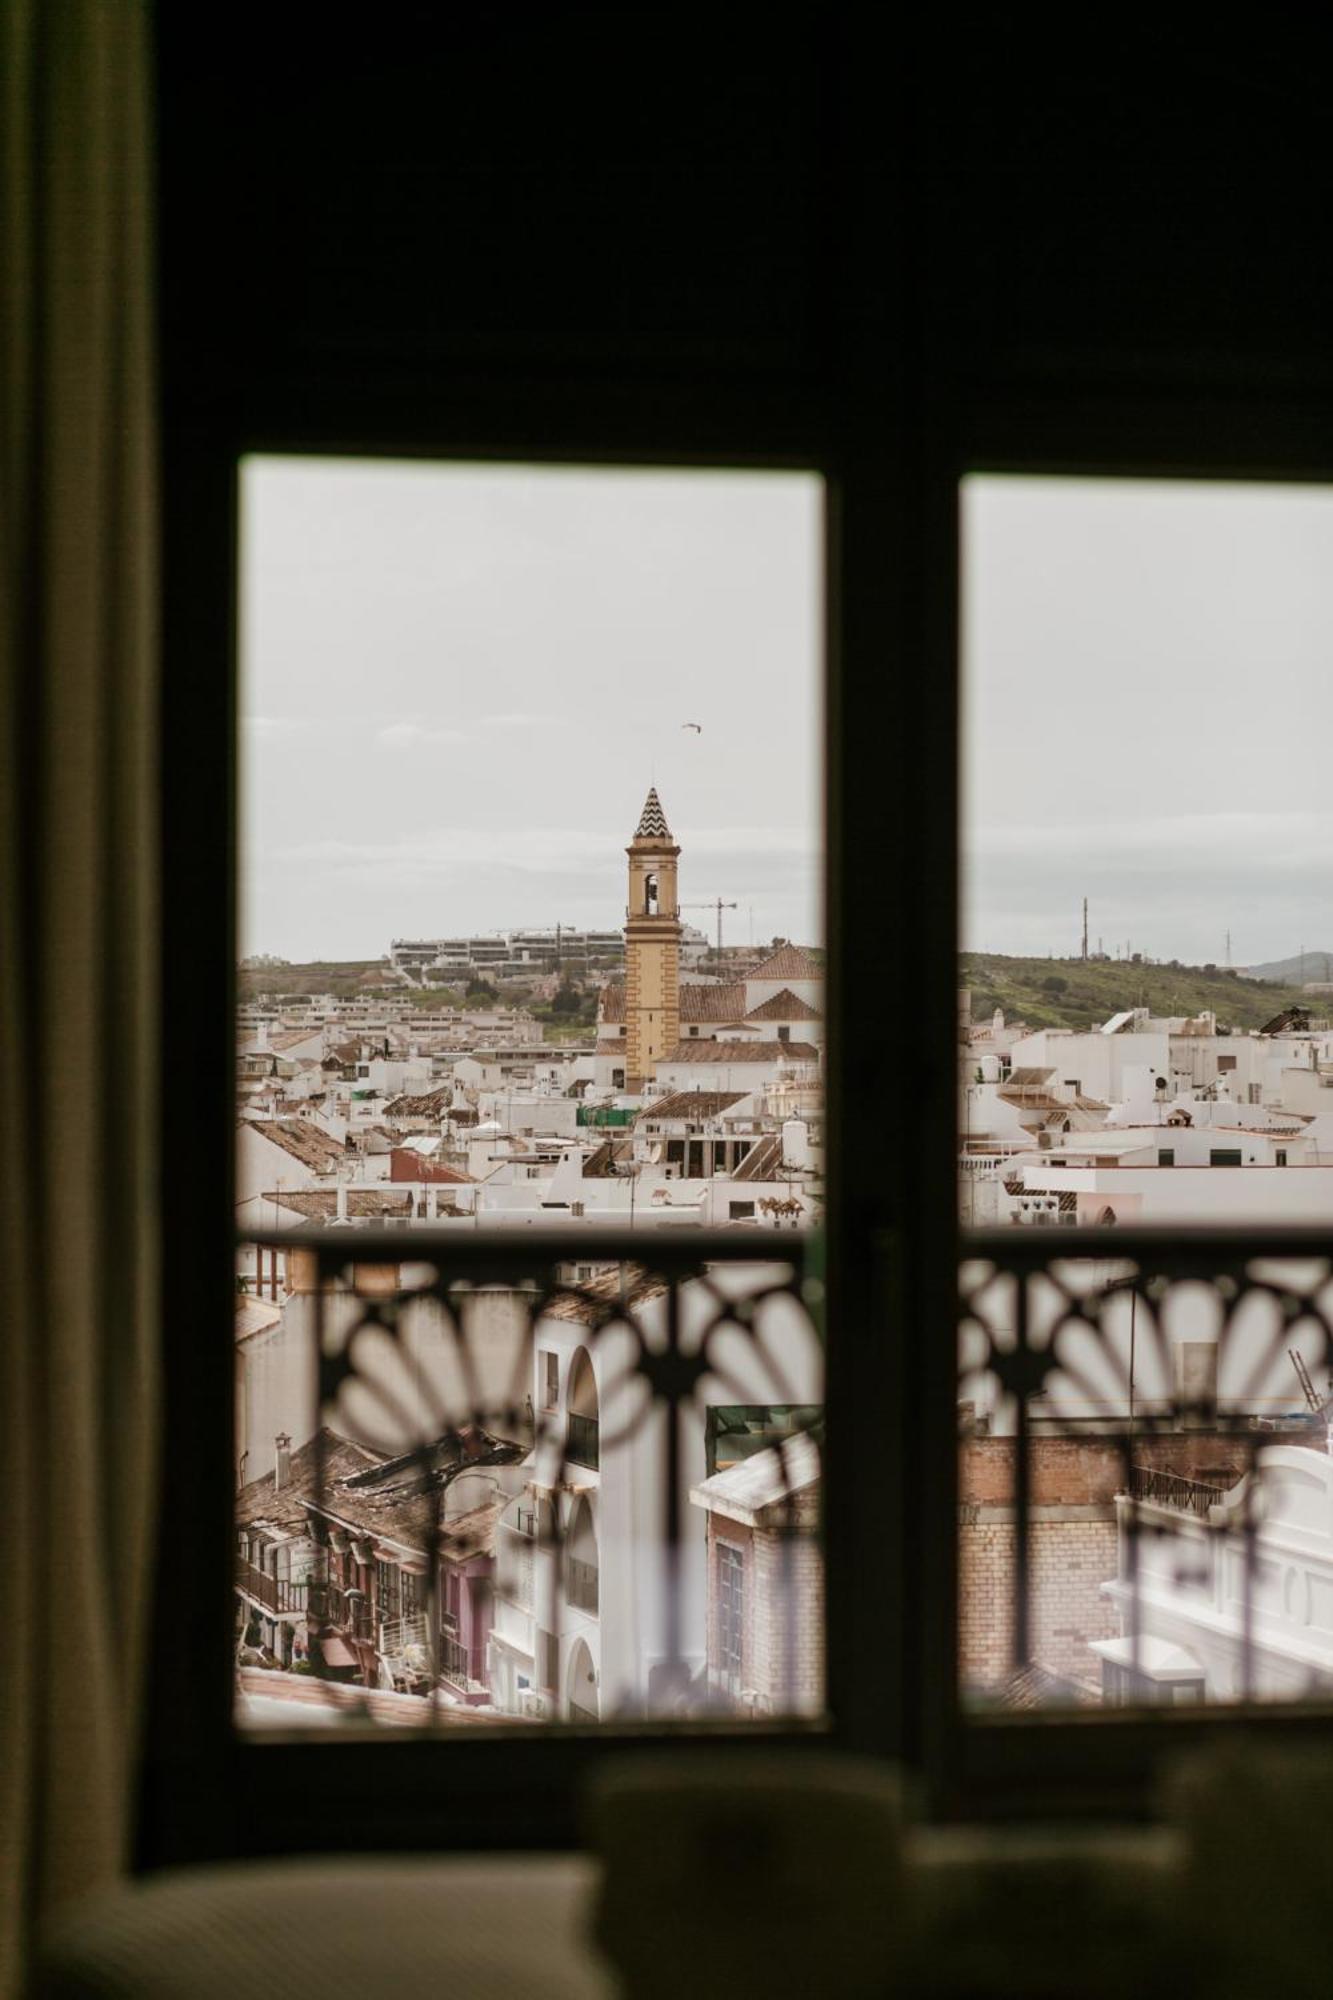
[
  {"x1": 545, "y1": 1263, "x2": 669, "y2": 1325},
  {"x1": 664, "y1": 1040, "x2": 818, "y2": 1064},
  {"x1": 744, "y1": 987, "x2": 822, "y2": 1023},
  {"x1": 637, "y1": 1090, "x2": 748, "y2": 1122},
  {"x1": 599, "y1": 982, "x2": 747, "y2": 1025},
  {"x1": 261, "y1": 1188, "x2": 416, "y2": 1219},
  {"x1": 382, "y1": 1086, "x2": 455, "y2": 1120},
  {"x1": 240, "y1": 1118, "x2": 347, "y2": 1173},
  {"x1": 235, "y1": 1296, "x2": 284, "y2": 1341},
  {"x1": 747, "y1": 944, "x2": 824, "y2": 982}
]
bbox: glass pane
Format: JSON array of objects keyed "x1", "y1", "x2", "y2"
[
  {"x1": 235, "y1": 460, "x2": 825, "y2": 1730},
  {"x1": 959, "y1": 477, "x2": 1333, "y2": 1711}
]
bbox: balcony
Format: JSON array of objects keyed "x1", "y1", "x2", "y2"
[
  {"x1": 1129, "y1": 1464, "x2": 1228, "y2": 1518},
  {"x1": 308, "y1": 1580, "x2": 373, "y2": 1640},
  {"x1": 440, "y1": 1633, "x2": 470, "y2": 1684},
  {"x1": 236, "y1": 1558, "x2": 310, "y2": 1617},
  {"x1": 566, "y1": 1412, "x2": 599, "y2": 1470}
]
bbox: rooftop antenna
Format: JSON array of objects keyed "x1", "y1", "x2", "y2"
[
  {"x1": 1225, "y1": 929, "x2": 1231, "y2": 967},
  {"x1": 1081, "y1": 897, "x2": 1089, "y2": 962}
]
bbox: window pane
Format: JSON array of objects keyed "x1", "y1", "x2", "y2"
[
  {"x1": 959, "y1": 477, "x2": 1333, "y2": 1713},
  {"x1": 234, "y1": 460, "x2": 825, "y2": 1730}
]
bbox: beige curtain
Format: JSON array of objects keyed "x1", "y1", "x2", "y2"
[{"x1": 1, "y1": 3, "x2": 160, "y2": 1994}]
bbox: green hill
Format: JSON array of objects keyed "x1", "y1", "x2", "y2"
[
  {"x1": 238, "y1": 960, "x2": 393, "y2": 1000},
  {"x1": 961, "y1": 954, "x2": 1318, "y2": 1034}
]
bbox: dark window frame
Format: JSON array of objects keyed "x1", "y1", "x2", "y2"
[{"x1": 146, "y1": 16, "x2": 1333, "y2": 1871}]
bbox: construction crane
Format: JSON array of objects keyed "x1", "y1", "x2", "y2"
[{"x1": 682, "y1": 897, "x2": 738, "y2": 959}]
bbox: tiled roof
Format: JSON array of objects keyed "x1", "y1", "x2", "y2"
[
  {"x1": 595, "y1": 1039, "x2": 629, "y2": 1058},
  {"x1": 1000, "y1": 1663, "x2": 1094, "y2": 1710},
  {"x1": 747, "y1": 943, "x2": 824, "y2": 982},
  {"x1": 581, "y1": 1139, "x2": 634, "y2": 1178},
  {"x1": 237, "y1": 1429, "x2": 388, "y2": 1537},
  {"x1": 599, "y1": 981, "x2": 747, "y2": 1025},
  {"x1": 262, "y1": 1188, "x2": 416, "y2": 1219},
  {"x1": 637, "y1": 1090, "x2": 748, "y2": 1122},
  {"x1": 438, "y1": 1497, "x2": 506, "y2": 1562},
  {"x1": 240, "y1": 1118, "x2": 347, "y2": 1173},
  {"x1": 270, "y1": 1026, "x2": 323, "y2": 1052},
  {"x1": 545, "y1": 1263, "x2": 669, "y2": 1326},
  {"x1": 682, "y1": 983, "x2": 748, "y2": 1022},
  {"x1": 237, "y1": 1426, "x2": 525, "y2": 1551},
  {"x1": 664, "y1": 1040, "x2": 818, "y2": 1064},
  {"x1": 235, "y1": 1295, "x2": 283, "y2": 1342},
  {"x1": 744, "y1": 988, "x2": 822, "y2": 1023},
  {"x1": 633, "y1": 786, "x2": 673, "y2": 840},
  {"x1": 382, "y1": 1086, "x2": 455, "y2": 1120}
]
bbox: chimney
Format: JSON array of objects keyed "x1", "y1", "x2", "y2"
[
  {"x1": 274, "y1": 1432, "x2": 291, "y2": 1490},
  {"x1": 336, "y1": 1179, "x2": 348, "y2": 1223}
]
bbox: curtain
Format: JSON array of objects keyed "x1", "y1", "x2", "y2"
[{"x1": 0, "y1": 4, "x2": 160, "y2": 1994}]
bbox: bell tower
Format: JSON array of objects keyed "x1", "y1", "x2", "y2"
[{"x1": 624, "y1": 786, "x2": 681, "y2": 1092}]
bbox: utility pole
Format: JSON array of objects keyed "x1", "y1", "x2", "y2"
[{"x1": 1081, "y1": 897, "x2": 1089, "y2": 961}]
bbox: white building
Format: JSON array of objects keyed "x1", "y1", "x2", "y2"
[
  {"x1": 1095, "y1": 1446, "x2": 1333, "y2": 1704},
  {"x1": 486, "y1": 1264, "x2": 822, "y2": 1721}
]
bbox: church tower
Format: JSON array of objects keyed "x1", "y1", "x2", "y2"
[{"x1": 624, "y1": 786, "x2": 681, "y2": 1092}]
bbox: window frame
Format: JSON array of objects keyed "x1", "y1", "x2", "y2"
[
  {"x1": 147, "y1": 18, "x2": 1333, "y2": 1870},
  {"x1": 948, "y1": 434, "x2": 1333, "y2": 1822}
]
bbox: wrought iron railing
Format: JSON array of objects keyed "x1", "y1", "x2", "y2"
[
  {"x1": 1130, "y1": 1464, "x2": 1227, "y2": 1518},
  {"x1": 234, "y1": 1227, "x2": 823, "y2": 1729},
  {"x1": 960, "y1": 1225, "x2": 1333, "y2": 1711}
]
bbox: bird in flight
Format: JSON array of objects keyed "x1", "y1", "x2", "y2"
[{"x1": 681, "y1": 722, "x2": 702, "y2": 733}]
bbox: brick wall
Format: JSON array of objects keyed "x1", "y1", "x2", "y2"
[
  {"x1": 752, "y1": 1527, "x2": 824, "y2": 1714},
  {"x1": 957, "y1": 1432, "x2": 1306, "y2": 1696},
  {"x1": 704, "y1": 1515, "x2": 824, "y2": 1715},
  {"x1": 959, "y1": 1515, "x2": 1119, "y2": 1692}
]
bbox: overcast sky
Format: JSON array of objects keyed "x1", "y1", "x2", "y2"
[
  {"x1": 240, "y1": 460, "x2": 823, "y2": 962},
  {"x1": 243, "y1": 466, "x2": 1331, "y2": 970},
  {"x1": 963, "y1": 476, "x2": 1333, "y2": 967}
]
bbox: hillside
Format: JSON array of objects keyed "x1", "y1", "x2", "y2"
[
  {"x1": 1237, "y1": 950, "x2": 1333, "y2": 986},
  {"x1": 237, "y1": 960, "x2": 395, "y2": 1000},
  {"x1": 961, "y1": 954, "x2": 1319, "y2": 1035}
]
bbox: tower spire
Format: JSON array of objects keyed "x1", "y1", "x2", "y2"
[{"x1": 635, "y1": 786, "x2": 672, "y2": 840}]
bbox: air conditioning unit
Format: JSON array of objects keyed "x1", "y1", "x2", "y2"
[{"x1": 520, "y1": 1691, "x2": 551, "y2": 1720}]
